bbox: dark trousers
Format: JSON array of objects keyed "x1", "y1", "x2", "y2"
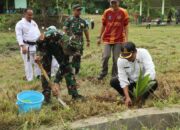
[
  {"x1": 110, "y1": 77, "x2": 158, "y2": 100},
  {"x1": 40, "y1": 43, "x2": 78, "y2": 96},
  {"x1": 146, "y1": 24, "x2": 151, "y2": 29},
  {"x1": 72, "y1": 43, "x2": 83, "y2": 75},
  {"x1": 91, "y1": 22, "x2": 94, "y2": 29},
  {"x1": 72, "y1": 54, "x2": 81, "y2": 74}
]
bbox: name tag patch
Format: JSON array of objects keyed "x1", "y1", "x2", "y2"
[{"x1": 108, "y1": 15, "x2": 112, "y2": 20}]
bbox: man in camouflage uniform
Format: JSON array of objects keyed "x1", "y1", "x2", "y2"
[
  {"x1": 35, "y1": 26, "x2": 84, "y2": 103},
  {"x1": 63, "y1": 4, "x2": 90, "y2": 74}
]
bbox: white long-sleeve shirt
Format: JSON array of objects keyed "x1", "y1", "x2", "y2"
[
  {"x1": 15, "y1": 18, "x2": 40, "y2": 52},
  {"x1": 117, "y1": 48, "x2": 156, "y2": 88}
]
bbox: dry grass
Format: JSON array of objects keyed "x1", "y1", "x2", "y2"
[{"x1": 0, "y1": 15, "x2": 180, "y2": 130}]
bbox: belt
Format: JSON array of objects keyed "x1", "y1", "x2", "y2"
[{"x1": 23, "y1": 40, "x2": 36, "y2": 45}]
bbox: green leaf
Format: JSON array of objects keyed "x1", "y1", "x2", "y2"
[
  {"x1": 133, "y1": 69, "x2": 151, "y2": 99},
  {"x1": 138, "y1": 74, "x2": 150, "y2": 97}
]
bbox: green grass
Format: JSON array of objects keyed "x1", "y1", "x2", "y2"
[{"x1": 0, "y1": 15, "x2": 180, "y2": 130}]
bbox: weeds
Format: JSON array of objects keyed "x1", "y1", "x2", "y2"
[{"x1": 0, "y1": 15, "x2": 180, "y2": 129}]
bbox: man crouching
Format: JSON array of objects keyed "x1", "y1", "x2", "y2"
[
  {"x1": 35, "y1": 26, "x2": 84, "y2": 103},
  {"x1": 110, "y1": 42, "x2": 158, "y2": 107}
]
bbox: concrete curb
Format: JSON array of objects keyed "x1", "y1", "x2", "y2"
[{"x1": 40, "y1": 105, "x2": 180, "y2": 130}]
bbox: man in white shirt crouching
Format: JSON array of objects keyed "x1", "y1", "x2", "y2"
[
  {"x1": 15, "y1": 8, "x2": 41, "y2": 81},
  {"x1": 110, "y1": 42, "x2": 158, "y2": 107}
]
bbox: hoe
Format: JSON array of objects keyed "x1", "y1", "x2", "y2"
[{"x1": 37, "y1": 62, "x2": 70, "y2": 109}]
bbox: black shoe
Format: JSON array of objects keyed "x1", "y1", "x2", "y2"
[
  {"x1": 97, "y1": 74, "x2": 106, "y2": 80},
  {"x1": 42, "y1": 90, "x2": 51, "y2": 103},
  {"x1": 72, "y1": 94, "x2": 85, "y2": 101}
]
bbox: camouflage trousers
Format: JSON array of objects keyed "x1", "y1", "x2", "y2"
[
  {"x1": 41, "y1": 43, "x2": 78, "y2": 96},
  {"x1": 72, "y1": 43, "x2": 84, "y2": 74}
]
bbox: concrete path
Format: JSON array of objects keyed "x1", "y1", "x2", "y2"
[{"x1": 40, "y1": 105, "x2": 180, "y2": 130}]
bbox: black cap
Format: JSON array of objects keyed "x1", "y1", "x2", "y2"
[
  {"x1": 72, "y1": 4, "x2": 82, "y2": 10},
  {"x1": 120, "y1": 42, "x2": 137, "y2": 59}
]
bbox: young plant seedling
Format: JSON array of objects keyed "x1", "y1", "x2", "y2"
[{"x1": 133, "y1": 69, "x2": 153, "y2": 106}]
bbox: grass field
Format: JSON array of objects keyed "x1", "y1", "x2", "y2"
[{"x1": 0, "y1": 15, "x2": 180, "y2": 130}]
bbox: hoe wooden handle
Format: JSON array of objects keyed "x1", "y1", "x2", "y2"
[{"x1": 37, "y1": 62, "x2": 69, "y2": 109}]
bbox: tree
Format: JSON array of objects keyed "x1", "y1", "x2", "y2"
[{"x1": 30, "y1": 0, "x2": 56, "y2": 26}]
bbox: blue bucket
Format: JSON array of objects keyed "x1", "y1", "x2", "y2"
[{"x1": 16, "y1": 90, "x2": 44, "y2": 113}]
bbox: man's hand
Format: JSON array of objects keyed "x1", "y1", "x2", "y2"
[
  {"x1": 52, "y1": 83, "x2": 60, "y2": 97},
  {"x1": 21, "y1": 45, "x2": 27, "y2": 54},
  {"x1": 125, "y1": 97, "x2": 132, "y2": 107},
  {"x1": 123, "y1": 86, "x2": 132, "y2": 107},
  {"x1": 35, "y1": 56, "x2": 41, "y2": 63}
]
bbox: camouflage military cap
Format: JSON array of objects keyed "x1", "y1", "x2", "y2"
[
  {"x1": 45, "y1": 26, "x2": 59, "y2": 37},
  {"x1": 72, "y1": 4, "x2": 82, "y2": 10}
]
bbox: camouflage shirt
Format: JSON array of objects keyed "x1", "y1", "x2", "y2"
[
  {"x1": 36, "y1": 35, "x2": 77, "y2": 84},
  {"x1": 36, "y1": 31, "x2": 81, "y2": 57},
  {"x1": 63, "y1": 16, "x2": 88, "y2": 42}
]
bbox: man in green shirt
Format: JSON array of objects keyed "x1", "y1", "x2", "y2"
[{"x1": 63, "y1": 4, "x2": 90, "y2": 74}]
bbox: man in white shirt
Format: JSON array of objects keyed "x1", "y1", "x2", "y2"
[
  {"x1": 15, "y1": 8, "x2": 41, "y2": 81},
  {"x1": 110, "y1": 42, "x2": 158, "y2": 107}
]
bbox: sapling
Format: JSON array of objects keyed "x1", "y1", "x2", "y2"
[{"x1": 133, "y1": 69, "x2": 154, "y2": 105}]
